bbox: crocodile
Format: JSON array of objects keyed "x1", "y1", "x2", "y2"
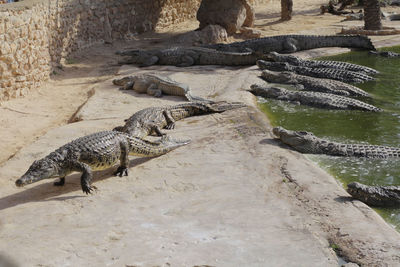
[
  {"x1": 261, "y1": 70, "x2": 370, "y2": 97},
  {"x1": 15, "y1": 131, "x2": 190, "y2": 194},
  {"x1": 346, "y1": 182, "x2": 400, "y2": 207},
  {"x1": 369, "y1": 50, "x2": 400, "y2": 57},
  {"x1": 112, "y1": 74, "x2": 207, "y2": 102},
  {"x1": 116, "y1": 46, "x2": 268, "y2": 67},
  {"x1": 265, "y1": 51, "x2": 379, "y2": 75},
  {"x1": 272, "y1": 126, "x2": 400, "y2": 158},
  {"x1": 249, "y1": 84, "x2": 380, "y2": 111},
  {"x1": 202, "y1": 34, "x2": 375, "y2": 53},
  {"x1": 113, "y1": 101, "x2": 246, "y2": 138},
  {"x1": 257, "y1": 60, "x2": 374, "y2": 83}
]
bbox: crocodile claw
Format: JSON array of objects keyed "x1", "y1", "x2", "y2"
[
  {"x1": 165, "y1": 122, "x2": 175, "y2": 130},
  {"x1": 114, "y1": 166, "x2": 128, "y2": 177},
  {"x1": 82, "y1": 184, "x2": 94, "y2": 194}
]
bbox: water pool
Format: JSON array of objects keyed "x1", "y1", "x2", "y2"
[{"x1": 258, "y1": 46, "x2": 400, "y2": 230}]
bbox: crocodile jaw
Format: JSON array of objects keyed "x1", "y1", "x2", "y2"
[{"x1": 16, "y1": 159, "x2": 58, "y2": 187}]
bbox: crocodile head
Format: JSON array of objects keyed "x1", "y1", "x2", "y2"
[
  {"x1": 256, "y1": 60, "x2": 291, "y2": 71},
  {"x1": 272, "y1": 127, "x2": 322, "y2": 153},
  {"x1": 249, "y1": 85, "x2": 287, "y2": 98},
  {"x1": 16, "y1": 158, "x2": 58, "y2": 187},
  {"x1": 346, "y1": 182, "x2": 396, "y2": 207},
  {"x1": 261, "y1": 70, "x2": 293, "y2": 83},
  {"x1": 265, "y1": 52, "x2": 302, "y2": 64}
]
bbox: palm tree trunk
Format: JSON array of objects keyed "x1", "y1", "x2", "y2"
[
  {"x1": 364, "y1": 0, "x2": 382, "y2": 30},
  {"x1": 281, "y1": 0, "x2": 293, "y2": 21}
]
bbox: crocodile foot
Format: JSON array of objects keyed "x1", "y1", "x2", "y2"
[
  {"x1": 81, "y1": 184, "x2": 97, "y2": 195},
  {"x1": 114, "y1": 166, "x2": 129, "y2": 177},
  {"x1": 53, "y1": 177, "x2": 65, "y2": 186},
  {"x1": 165, "y1": 122, "x2": 176, "y2": 130}
]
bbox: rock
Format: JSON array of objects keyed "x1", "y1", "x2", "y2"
[
  {"x1": 175, "y1": 25, "x2": 228, "y2": 45},
  {"x1": 242, "y1": 0, "x2": 255, "y2": 27},
  {"x1": 197, "y1": 0, "x2": 252, "y2": 35},
  {"x1": 239, "y1": 27, "x2": 261, "y2": 39}
]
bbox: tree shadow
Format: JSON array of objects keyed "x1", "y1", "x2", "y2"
[{"x1": 0, "y1": 157, "x2": 153, "y2": 211}]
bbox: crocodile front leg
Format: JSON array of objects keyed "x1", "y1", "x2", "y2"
[
  {"x1": 163, "y1": 110, "x2": 176, "y2": 129},
  {"x1": 282, "y1": 37, "x2": 298, "y2": 53},
  {"x1": 177, "y1": 56, "x2": 195, "y2": 67},
  {"x1": 69, "y1": 161, "x2": 95, "y2": 194},
  {"x1": 114, "y1": 141, "x2": 130, "y2": 177},
  {"x1": 53, "y1": 177, "x2": 66, "y2": 186},
  {"x1": 140, "y1": 56, "x2": 159, "y2": 67},
  {"x1": 147, "y1": 83, "x2": 163, "y2": 97}
]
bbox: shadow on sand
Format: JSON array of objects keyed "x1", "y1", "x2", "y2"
[{"x1": 0, "y1": 157, "x2": 153, "y2": 211}]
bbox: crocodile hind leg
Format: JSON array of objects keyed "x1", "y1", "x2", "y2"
[
  {"x1": 54, "y1": 177, "x2": 66, "y2": 186},
  {"x1": 114, "y1": 141, "x2": 130, "y2": 177},
  {"x1": 146, "y1": 83, "x2": 163, "y2": 97}
]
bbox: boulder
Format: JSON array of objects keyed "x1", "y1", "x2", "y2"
[
  {"x1": 175, "y1": 25, "x2": 228, "y2": 45},
  {"x1": 197, "y1": 0, "x2": 254, "y2": 35}
]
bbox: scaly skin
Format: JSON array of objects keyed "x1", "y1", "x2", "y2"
[
  {"x1": 114, "y1": 101, "x2": 246, "y2": 138},
  {"x1": 249, "y1": 85, "x2": 380, "y2": 111},
  {"x1": 112, "y1": 74, "x2": 206, "y2": 102},
  {"x1": 117, "y1": 46, "x2": 268, "y2": 67},
  {"x1": 347, "y1": 182, "x2": 400, "y2": 207},
  {"x1": 202, "y1": 34, "x2": 375, "y2": 53},
  {"x1": 15, "y1": 131, "x2": 190, "y2": 194},
  {"x1": 272, "y1": 127, "x2": 400, "y2": 158},
  {"x1": 261, "y1": 70, "x2": 370, "y2": 97},
  {"x1": 257, "y1": 60, "x2": 374, "y2": 83},
  {"x1": 265, "y1": 51, "x2": 379, "y2": 75}
]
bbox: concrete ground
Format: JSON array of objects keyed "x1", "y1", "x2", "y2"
[{"x1": 1, "y1": 1, "x2": 400, "y2": 266}]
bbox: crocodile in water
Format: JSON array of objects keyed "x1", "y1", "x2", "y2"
[
  {"x1": 113, "y1": 101, "x2": 246, "y2": 138},
  {"x1": 265, "y1": 51, "x2": 379, "y2": 75},
  {"x1": 272, "y1": 127, "x2": 400, "y2": 158},
  {"x1": 347, "y1": 182, "x2": 400, "y2": 207},
  {"x1": 15, "y1": 131, "x2": 190, "y2": 194},
  {"x1": 261, "y1": 69, "x2": 370, "y2": 97},
  {"x1": 112, "y1": 74, "x2": 207, "y2": 102},
  {"x1": 257, "y1": 60, "x2": 374, "y2": 83},
  {"x1": 249, "y1": 84, "x2": 380, "y2": 111},
  {"x1": 117, "y1": 46, "x2": 268, "y2": 67},
  {"x1": 202, "y1": 34, "x2": 375, "y2": 53}
]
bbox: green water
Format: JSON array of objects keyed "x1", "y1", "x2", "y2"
[{"x1": 258, "y1": 46, "x2": 400, "y2": 230}]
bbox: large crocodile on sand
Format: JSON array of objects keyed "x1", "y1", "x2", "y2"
[
  {"x1": 347, "y1": 182, "x2": 400, "y2": 207},
  {"x1": 261, "y1": 70, "x2": 370, "y2": 97},
  {"x1": 257, "y1": 60, "x2": 374, "y2": 83},
  {"x1": 265, "y1": 51, "x2": 379, "y2": 75},
  {"x1": 113, "y1": 101, "x2": 246, "y2": 138},
  {"x1": 15, "y1": 131, "x2": 190, "y2": 194},
  {"x1": 112, "y1": 74, "x2": 207, "y2": 102},
  {"x1": 202, "y1": 35, "x2": 375, "y2": 53},
  {"x1": 273, "y1": 127, "x2": 400, "y2": 158},
  {"x1": 117, "y1": 46, "x2": 268, "y2": 67},
  {"x1": 249, "y1": 84, "x2": 380, "y2": 111}
]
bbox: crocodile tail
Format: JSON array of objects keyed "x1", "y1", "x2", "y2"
[
  {"x1": 185, "y1": 93, "x2": 212, "y2": 103},
  {"x1": 209, "y1": 101, "x2": 247, "y2": 112}
]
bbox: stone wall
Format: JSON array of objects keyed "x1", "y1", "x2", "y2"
[
  {"x1": 0, "y1": 0, "x2": 268, "y2": 102},
  {"x1": 0, "y1": 0, "x2": 202, "y2": 102}
]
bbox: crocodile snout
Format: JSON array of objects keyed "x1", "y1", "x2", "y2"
[{"x1": 15, "y1": 179, "x2": 25, "y2": 187}]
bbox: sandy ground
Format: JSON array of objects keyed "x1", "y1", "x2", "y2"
[{"x1": 1, "y1": 0, "x2": 400, "y2": 266}]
